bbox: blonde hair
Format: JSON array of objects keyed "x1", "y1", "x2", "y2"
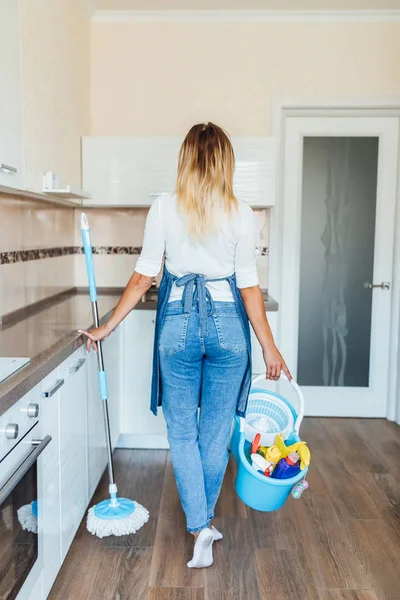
[{"x1": 176, "y1": 122, "x2": 238, "y2": 238}]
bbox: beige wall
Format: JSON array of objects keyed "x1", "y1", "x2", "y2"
[
  {"x1": 91, "y1": 21, "x2": 400, "y2": 136},
  {"x1": 21, "y1": 0, "x2": 91, "y2": 190}
]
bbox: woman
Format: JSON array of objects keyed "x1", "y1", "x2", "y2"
[{"x1": 80, "y1": 123, "x2": 291, "y2": 569}]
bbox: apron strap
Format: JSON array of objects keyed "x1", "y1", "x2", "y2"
[{"x1": 174, "y1": 272, "x2": 228, "y2": 337}]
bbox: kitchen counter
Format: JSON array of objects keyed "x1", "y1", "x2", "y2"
[{"x1": 0, "y1": 288, "x2": 278, "y2": 417}]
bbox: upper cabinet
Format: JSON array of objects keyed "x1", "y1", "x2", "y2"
[
  {"x1": 82, "y1": 136, "x2": 276, "y2": 208},
  {"x1": 0, "y1": 0, "x2": 24, "y2": 190},
  {"x1": 82, "y1": 137, "x2": 181, "y2": 208},
  {"x1": 0, "y1": 0, "x2": 90, "y2": 204}
]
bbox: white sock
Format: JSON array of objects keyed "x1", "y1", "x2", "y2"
[
  {"x1": 211, "y1": 525, "x2": 223, "y2": 541},
  {"x1": 187, "y1": 528, "x2": 214, "y2": 568}
]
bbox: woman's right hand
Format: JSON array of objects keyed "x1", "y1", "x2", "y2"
[{"x1": 78, "y1": 324, "x2": 111, "y2": 352}]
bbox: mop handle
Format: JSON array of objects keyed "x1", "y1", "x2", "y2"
[
  {"x1": 81, "y1": 213, "x2": 97, "y2": 303},
  {"x1": 81, "y1": 213, "x2": 115, "y2": 488}
]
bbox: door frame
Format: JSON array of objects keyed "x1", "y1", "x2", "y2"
[{"x1": 270, "y1": 97, "x2": 400, "y2": 422}]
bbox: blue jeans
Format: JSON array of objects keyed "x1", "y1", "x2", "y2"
[{"x1": 159, "y1": 300, "x2": 248, "y2": 532}]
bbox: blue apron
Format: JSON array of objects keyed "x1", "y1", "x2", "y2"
[{"x1": 150, "y1": 266, "x2": 252, "y2": 417}]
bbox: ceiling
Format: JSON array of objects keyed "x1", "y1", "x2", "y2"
[{"x1": 91, "y1": 0, "x2": 400, "y2": 11}]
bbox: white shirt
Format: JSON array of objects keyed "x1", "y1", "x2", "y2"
[{"x1": 135, "y1": 194, "x2": 259, "y2": 301}]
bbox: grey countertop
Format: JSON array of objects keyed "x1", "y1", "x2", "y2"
[{"x1": 0, "y1": 288, "x2": 278, "y2": 417}]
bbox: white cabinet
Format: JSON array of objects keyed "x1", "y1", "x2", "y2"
[
  {"x1": 82, "y1": 136, "x2": 276, "y2": 207},
  {"x1": 86, "y1": 348, "x2": 107, "y2": 500},
  {"x1": 82, "y1": 137, "x2": 181, "y2": 207},
  {"x1": 40, "y1": 371, "x2": 62, "y2": 599},
  {"x1": 40, "y1": 348, "x2": 88, "y2": 587},
  {"x1": 26, "y1": 572, "x2": 43, "y2": 600},
  {"x1": 58, "y1": 348, "x2": 87, "y2": 560},
  {"x1": 119, "y1": 310, "x2": 168, "y2": 449},
  {"x1": 0, "y1": 0, "x2": 24, "y2": 189}
]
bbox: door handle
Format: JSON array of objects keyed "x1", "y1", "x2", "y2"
[{"x1": 364, "y1": 281, "x2": 390, "y2": 290}]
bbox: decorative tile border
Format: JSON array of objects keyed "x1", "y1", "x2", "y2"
[
  {"x1": 0, "y1": 245, "x2": 269, "y2": 265},
  {"x1": 1, "y1": 247, "x2": 77, "y2": 265},
  {"x1": 74, "y1": 246, "x2": 142, "y2": 256}
]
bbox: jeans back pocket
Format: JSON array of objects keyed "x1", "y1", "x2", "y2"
[
  {"x1": 159, "y1": 313, "x2": 190, "y2": 355},
  {"x1": 212, "y1": 311, "x2": 247, "y2": 354}
]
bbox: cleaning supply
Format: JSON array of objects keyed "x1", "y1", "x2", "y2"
[
  {"x1": 81, "y1": 214, "x2": 149, "y2": 538},
  {"x1": 251, "y1": 433, "x2": 262, "y2": 454},
  {"x1": 274, "y1": 434, "x2": 311, "y2": 471},
  {"x1": 291, "y1": 480, "x2": 309, "y2": 499},
  {"x1": 250, "y1": 453, "x2": 275, "y2": 477},
  {"x1": 251, "y1": 433, "x2": 281, "y2": 464},
  {"x1": 264, "y1": 445, "x2": 282, "y2": 464},
  {"x1": 272, "y1": 452, "x2": 301, "y2": 479}
]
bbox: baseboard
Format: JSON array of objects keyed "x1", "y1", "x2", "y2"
[{"x1": 116, "y1": 433, "x2": 170, "y2": 449}]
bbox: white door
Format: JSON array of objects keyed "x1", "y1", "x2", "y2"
[{"x1": 280, "y1": 116, "x2": 398, "y2": 417}]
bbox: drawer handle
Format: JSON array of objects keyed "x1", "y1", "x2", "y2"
[
  {"x1": 42, "y1": 379, "x2": 64, "y2": 397},
  {"x1": 0, "y1": 163, "x2": 17, "y2": 174},
  {"x1": 69, "y1": 358, "x2": 86, "y2": 374}
]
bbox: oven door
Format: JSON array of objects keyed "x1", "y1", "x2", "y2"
[{"x1": 0, "y1": 425, "x2": 51, "y2": 600}]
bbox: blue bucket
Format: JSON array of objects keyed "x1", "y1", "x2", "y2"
[{"x1": 231, "y1": 374, "x2": 309, "y2": 512}]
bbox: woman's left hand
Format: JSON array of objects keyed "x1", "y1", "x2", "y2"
[
  {"x1": 78, "y1": 324, "x2": 111, "y2": 352},
  {"x1": 262, "y1": 344, "x2": 292, "y2": 381}
]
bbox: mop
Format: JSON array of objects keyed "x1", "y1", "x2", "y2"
[
  {"x1": 81, "y1": 213, "x2": 149, "y2": 538},
  {"x1": 17, "y1": 500, "x2": 38, "y2": 534}
]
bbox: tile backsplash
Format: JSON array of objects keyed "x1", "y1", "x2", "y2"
[
  {"x1": 0, "y1": 194, "x2": 269, "y2": 317},
  {"x1": 0, "y1": 194, "x2": 75, "y2": 316}
]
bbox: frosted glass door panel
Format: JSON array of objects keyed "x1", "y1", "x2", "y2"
[{"x1": 297, "y1": 137, "x2": 378, "y2": 387}]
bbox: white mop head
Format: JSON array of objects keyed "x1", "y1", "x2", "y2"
[
  {"x1": 87, "y1": 500, "x2": 149, "y2": 538},
  {"x1": 17, "y1": 503, "x2": 38, "y2": 534}
]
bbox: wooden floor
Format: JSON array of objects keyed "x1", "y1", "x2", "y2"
[{"x1": 49, "y1": 418, "x2": 400, "y2": 600}]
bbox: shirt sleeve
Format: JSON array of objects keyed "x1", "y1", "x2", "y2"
[
  {"x1": 134, "y1": 198, "x2": 165, "y2": 277},
  {"x1": 235, "y1": 208, "x2": 259, "y2": 289}
]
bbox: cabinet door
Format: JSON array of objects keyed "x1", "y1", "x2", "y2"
[
  {"x1": 102, "y1": 326, "x2": 121, "y2": 450},
  {"x1": 82, "y1": 136, "x2": 276, "y2": 207},
  {"x1": 40, "y1": 371, "x2": 62, "y2": 599},
  {"x1": 82, "y1": 137, "x2": 181, "y2": 206},
  {"x1": 58, "y1": 349, "x2": 87, "y2": 560},
  {"x1": 0, "y1": 0, "x2": 24, "y2": 189},
  {"x1": 86, "y1": 348, "x2": 107, "y2": 500},
  {"x1": 231, "y1": 137, "x2": 276, "y2": 207},
  {"x1": 120, "y1": 310, "x2": 168, "y2": 448}
]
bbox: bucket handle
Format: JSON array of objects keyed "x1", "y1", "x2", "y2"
[{"x1": 240, "y1": 372, "x2": 305, "y2": 436}]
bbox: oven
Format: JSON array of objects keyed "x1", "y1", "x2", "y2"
[{"x1": 0, "y1": 392, "x2": 51, "y2": 600}]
